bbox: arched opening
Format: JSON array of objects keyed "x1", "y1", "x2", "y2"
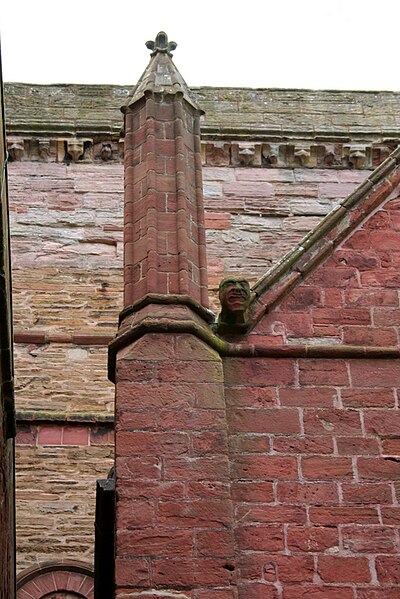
[{"x1": 17, "y1": 560, "x2": 94, "y2": 599}]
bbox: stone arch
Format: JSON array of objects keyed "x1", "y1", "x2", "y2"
[{"x1": 16, "y1": 560, "x2": 94, "y2": 599}]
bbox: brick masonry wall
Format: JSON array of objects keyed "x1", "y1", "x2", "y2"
[
  {"x1": 224, "y1": 355, "x2": 400, "y2": 598},
  {"x1": 114, "y1": 333, "x2": 235, "y2": 597},
  {"x1": 7, "y1": 158, "x2": 369, "y2": 578},
  {"x1": 7, "y1": 82, "x2": 400, "y2": 592},
  {"x1": 253, "y1": 191, "x2": 400, "y2": 345},
  {"x1": 204, "y1": 168, "x2": 366, "y2": 307},
  {"x1": 16, "y1": 435, "x2": 113, "y2": 572},
  {"x1": 9, "y1": 162, "x2": 367, "y2": 317},
  {"x1": 222, "y1": 192, "x2": 400, "y2": 596},
  {"x1": 14, "y1": 344, "x2": 113, "y2": 414}
]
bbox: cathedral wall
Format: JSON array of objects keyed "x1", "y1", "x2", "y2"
[
  {"x1": 224, "y1": 352, "x2": 400, "y2": 597},
  {"x1": 7, "y1": 80, "x2": 398, "y2": 592},
  {"x1": 9, "y1": 157, "x2": 366, "y2": 573},
  {"x1": 222, "y1": 190, "x2": 400, "y2": 596},
  {"x1": 16, "y1": 443, "x2": 113, "y2": 573}
]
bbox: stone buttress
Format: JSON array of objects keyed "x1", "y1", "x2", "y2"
[{"x1": 108, "y1": 33, "x2": 236, "y2": 599}]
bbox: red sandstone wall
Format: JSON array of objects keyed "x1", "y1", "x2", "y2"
[
  {"x1": 111, "y1": 181, "x2": 400, "y2": 598},
  {"x1": 114, "y1": 332, "x2": 235, "y2": 596},
  {"x1": 8, "y1": 162, "x2": 367, "y2": 318},
  {"x1": 253, "y1": 190, "x2": 400, "y2": 345},
  {"x1": 225, "y1": 354, "x2": 400, "y2": 598},
  {"x1": 6, "y1": 77, "x2": 400, "y2": 595},
  {"x1": 204, "y1": 167, "x2": 366, "y2": 308},
  {"x1": 222, "y1": 192, "x2": 400, "y2": 597},
  {"x1": 7, "y1": 158, "x2": 372, "y2": 578}
]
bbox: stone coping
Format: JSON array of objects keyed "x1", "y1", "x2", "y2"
[{"x1": 5, "y1": 83, "x2": 400, "y2": 141}]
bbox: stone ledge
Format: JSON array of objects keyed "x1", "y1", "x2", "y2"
[
  {"x1": 6, "y1": 134, "x2": 398, "y2": 171},
  {"x1": 16, "y1": 410, "x2": 113, "y2": 423},
  {"x1": 6, "y1": 83, "x2": 400, "y2": 134},
  {"x1": 14, "y1": 330, "x2": 114, "y2": 345},
  {"x1": 108, "y1": 307, "x2": 400, "y2": 383},
  {"x1": 6, "y1": 84, "x2": 400, "y2": 170}
]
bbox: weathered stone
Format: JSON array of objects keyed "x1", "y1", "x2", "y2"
[
  {"x1": 8, "y1": 78, "x2": 400, "y2": 598},
  {"x1": 16, "y1": 445, "x2": 113, "y2": 573}
]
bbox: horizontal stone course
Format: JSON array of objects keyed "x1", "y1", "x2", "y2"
[
  {"x1": 16, "y1": 423, "x2": 113, "y2": 447},
  {"x1": 14, "y1": 343, "x2": 114, "y2": 414},
  {"x1": 6, "y1": 84, "x2": 400, "y2": 134}
]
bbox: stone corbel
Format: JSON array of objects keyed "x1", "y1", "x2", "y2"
[
  {"x1": 231, "y1": 142, "x2": 262, "y2": 166},
  {"x1": 101, "y1": 143, "x2": 113, "y2": 161},
  {"x1": 319, "y1": 143, "x2": 340, "y2": 167},
  {"x1": 344, "y1": 144, "x2": 370, "y2": 169},
  {"x1": 93, "y1": 142, "x2": 115, "y2": 161},
  {"x1": 37, "y1": 140, "x2": 51, "y2": 162},
  {"x1": 372, "y1": 144, "x2": 394, "y2": 166},
  {"x1": 7, "y1": 137, "x2": 25, "y2": 161},
  {"x1": 293, "y1": 143, "x2": 314, "y2": 167},
  {"x1": 56, "y1": 138, "x2": 93, "y2": 162},
  {"x1": 67, "y1": 138, "x2": 85, "y2": 162},
  {"x1": 215, "y1": 276, "x2": 254, "y2": 335},
  {"x1": 205, "y1": 142, "x2": 231, "y2": 166},
  {"x1": 262, "y1": 143, "x2": 281, "y2": 167}
]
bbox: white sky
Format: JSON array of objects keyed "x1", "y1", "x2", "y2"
[{"x1": 1, "y1": 0, "x2": 399, "y2": 91}]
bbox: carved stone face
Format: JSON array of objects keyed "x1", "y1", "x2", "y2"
[{"x1": 219, "y1": 277, "x2": 251, "y2": 316}]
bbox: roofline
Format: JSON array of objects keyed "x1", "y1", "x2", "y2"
[{"x1": 4, "y1": 82, "x2": 400, "y2": 94}]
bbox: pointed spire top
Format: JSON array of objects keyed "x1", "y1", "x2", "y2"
[
  {"x1": 123, "y1": 31, "x2": 202, "y2": 113},
  {"x1": 145, "y1": 31, "x2": 177, "y2": 57}
]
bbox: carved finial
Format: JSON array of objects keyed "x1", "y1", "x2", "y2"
[{"x1": 145, "y1": 31, "x2": 177, "y2": 57}]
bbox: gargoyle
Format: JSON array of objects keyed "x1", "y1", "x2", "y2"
[{"x1": 216, "y1": 276, "x2": 253, "y2": 334}]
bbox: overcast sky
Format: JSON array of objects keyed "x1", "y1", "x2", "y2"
[{"x1": 1, "y1": 0, "x2": 399, "y2": 91}]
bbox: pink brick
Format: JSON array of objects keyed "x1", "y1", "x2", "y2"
[
  {"x1": 350, "y1": 360, "x2": 400, "y2": 387},
  {"x1": 62, "y1": 426, "x2": 89, "y2": 445},
  {"x1": 318, "y1": 556, "x2": 371, "y2": 583},
  {"x1": 37, "y1": 425, "x2": 62, "y2": 446},
  {"x1": 229, "y1": 408, "x2": 300, "y2": 434}
]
